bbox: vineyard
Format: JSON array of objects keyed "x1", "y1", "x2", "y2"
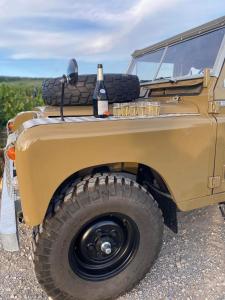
[
  {"x1": 0, "y1": 78, "x2": 44, "y2": 129},
  {"x1": 0, "y1": 78, "x2": 44, "y2": 176}
]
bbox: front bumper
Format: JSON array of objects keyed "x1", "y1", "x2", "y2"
[{"x1": 0, "y1": 134, "x2": 19, "y2": 251}]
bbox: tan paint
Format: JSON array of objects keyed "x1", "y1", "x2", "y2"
[
  {"x1": 10, "y1": 69, "x2": 225, "y2": 227},
  {"x1": 7, "y1": 18, "x2": 225, "y2": 228},
  {"x1": 143, "y1": 78, "x2": 204, "y2": 89},
  {"x1": 212, "y1": 62, "x2": 225, "y2": 193},
  {"x1": 178, "y1": 191, "x2": 225, "y2": 211},
  {"x1": 15, "y1": 91, "x2": 217, "y2": 225},
  {"x1": 12, "y1": 111, "x2": 39, "y2": 132}
]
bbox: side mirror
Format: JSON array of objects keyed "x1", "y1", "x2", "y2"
[
  {"x1": 67, "y1": 59, "x2": 78, "y2": 85},
  {"x1": 60, "y1": 58, "x2": 79, "y2": 121}
]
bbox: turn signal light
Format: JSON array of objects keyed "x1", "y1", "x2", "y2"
[{"x1": 7, "y1": 146, "x2": 16, "y2": 161}]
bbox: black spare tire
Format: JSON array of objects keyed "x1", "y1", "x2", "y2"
[{"x1": 42, "y1": 74, "x2": 140, "y2": 106}]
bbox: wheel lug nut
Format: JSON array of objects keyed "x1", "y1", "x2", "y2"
[{"x1": 101, "y1": 241, "x2": 112, "y2": 255}]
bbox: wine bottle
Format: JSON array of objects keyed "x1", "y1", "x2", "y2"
[{"x1": 93, "y1": 64, "x2": 109, "y2": 118}]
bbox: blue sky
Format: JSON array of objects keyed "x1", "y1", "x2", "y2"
[{"x1": 0, "y1": 0, "x2": 224, "y2": 77}]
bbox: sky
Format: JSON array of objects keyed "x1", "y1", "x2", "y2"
[{"x1": 0, "y1": 0, "x2": 224, "y2": 78}]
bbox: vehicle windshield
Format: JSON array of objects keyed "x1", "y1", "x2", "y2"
[{"x1": 130, "y1": 27, "x2": 225, "y2": 81}]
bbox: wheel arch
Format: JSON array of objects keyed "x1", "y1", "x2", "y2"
[
  {"x1": 46, "y1": 162, "x2": 178, "y2": 233},
  {"x1": 33, "y1": 171, "x2": 164, "y2": 300}
]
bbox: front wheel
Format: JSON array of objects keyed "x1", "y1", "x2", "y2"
[{"x1": 33, "y1": 174, "x2": 163, "y2": 300}]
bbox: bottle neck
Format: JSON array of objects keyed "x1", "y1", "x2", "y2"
[{"x1": 97, "y1": 67, "x2": 104, "y2": 81}]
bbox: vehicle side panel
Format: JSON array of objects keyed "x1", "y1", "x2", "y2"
[
  {"x1": 212, "y1": 62, "x2": 225, "y2": 193},
  {"x1": 15, "y1": 116, "x2": 216, "y2": 225}
]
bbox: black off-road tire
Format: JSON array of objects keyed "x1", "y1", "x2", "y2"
[
  {"x1": 42, "y1": 74, "x2": 140, "y2": 106},
  {"x1": 32, "y1": 173, "x2": 163, "y2": 300}
]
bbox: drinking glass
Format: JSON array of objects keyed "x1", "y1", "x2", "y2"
[
  {"x1": 121, "y1": 103, "x2": 129, "y2": 117},
  {"x1": 129, "y1": 102, "x2": 137, "y2": 117},
  {"x1": 146, "y1": 102, "x2": 160, "y2": 116},
  {"x1": 137, "y1": 101, "x2": 147, "y2": 117},
  {"x1": 152, "y1": 102, "x2": 160, "y2": 116},
  {"x1": 113, "y1": 103, "x2": 121, "y2": 117}
]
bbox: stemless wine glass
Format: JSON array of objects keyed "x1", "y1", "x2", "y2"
[
  {"x1": 146, "y1": 102, "x2": 153, "y2": 116},
  {"x1": 119, "y1": 103, "x2": 124, "y2": 117},
  {"x1": 113, "y1": 103, "x2": 121, "y2": 117},
  {"x1": 143, "y1": 101, "x2": 149, "y2": 117},
  {"x1": 123, "y1": 103, "x2": 129, "y2": 117},
  {"x1": 120, "y1": 103, "x2": 125, "y2": 117},
  {"x1": 129, "y1": 102, "x2": 137, "y2": 117},
  {"x1": 152, "y1": 102, "x2": 160, "y2": 116},
  {"x1": 137, "y1": 101, "x2": 146, "y2": 117},
  {"x1": 146, "y1": 101, "x2": 160, "y2": 116}
]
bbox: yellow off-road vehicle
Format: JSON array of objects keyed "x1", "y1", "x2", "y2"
[{"x1": 1, "y1": 15, "x2": 225, "y2": 300}]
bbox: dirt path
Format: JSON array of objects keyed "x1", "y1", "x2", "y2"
[{"x1": 1, "y1": 205, "x2": 225, "y2": 300}]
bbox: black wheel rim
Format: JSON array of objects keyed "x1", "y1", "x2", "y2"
[{"x1": 68, "y1": 213, "x2": 140, "y2": 281}]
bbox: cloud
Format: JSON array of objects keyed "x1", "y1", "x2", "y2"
[
  {"x1": 0, "y1": 0, "x2": 224, "y2": 76},
  {"x1": 0, "y1": 0, "x2": 181, "y2": 60}
]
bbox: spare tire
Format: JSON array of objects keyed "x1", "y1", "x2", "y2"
[{"x1": 42, "y1": 74, "x2": 140, "y2": 106}]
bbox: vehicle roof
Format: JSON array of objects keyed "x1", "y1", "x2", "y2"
[{"x1": 132, "y1": 15, "x2": 225, "y2": 58}]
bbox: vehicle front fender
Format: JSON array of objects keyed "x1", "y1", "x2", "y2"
[{"x1": 15, "y1": 115, "x2": 215, "y2": 225}]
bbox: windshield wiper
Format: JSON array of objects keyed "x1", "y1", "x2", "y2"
[
  {"x1": 140, "y1": 80, "x2": 151, "y2": 83},
  {"x1": 155, "y1": 77, "x2": 177, "y2": 83}
]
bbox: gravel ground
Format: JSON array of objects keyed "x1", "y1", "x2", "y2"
[{"x1": 1, "y1": 205, "x2": 225, "y2": 300}]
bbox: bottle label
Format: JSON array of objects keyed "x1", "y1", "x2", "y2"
[
  {"x1": 98, "y1": 101, "x2": 108, "y2": 115},
  {"x1": 100, "y1": 89, "x2": 106, "y2": 93}
]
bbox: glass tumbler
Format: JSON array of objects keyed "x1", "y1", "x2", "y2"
[
  {"x1": 113, "y1": 103, "x2": 121, "y2": 117},
  {"x1": 129, "y1": 102, "x2": 137, "y2": 117},
  {"x1": 152, "y1": 102, "x2": 160, "y2": 116},
  {"x1": 137, "y1": 101, "x2": 147, "y2": 117}
]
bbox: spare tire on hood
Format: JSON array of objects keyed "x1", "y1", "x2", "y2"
[{"x1": 42, "y1": 74, "x2": 140, "y2": 106}]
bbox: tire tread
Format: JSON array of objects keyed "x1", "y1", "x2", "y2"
[
  {"x1": 33, "y1": 173, "x2": 163, "y2": 300},
  {"x1": 42, "y1": 74, "x2": 140, "y2": 106}
]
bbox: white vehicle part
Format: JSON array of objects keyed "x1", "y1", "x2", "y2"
[{"x1": 0, "y1": 134, "x2": 19, "y2": 252}]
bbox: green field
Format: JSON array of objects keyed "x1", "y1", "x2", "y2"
[
  {"x1": 0, "y1": 76, "x2": 44, "y2": 128},
  {"x1": 0, "y1": 76, "x2": 45, "y2": 176}
]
